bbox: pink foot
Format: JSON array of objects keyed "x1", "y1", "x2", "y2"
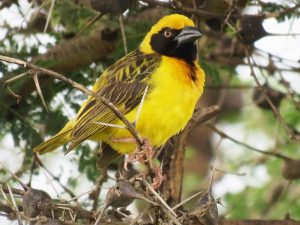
[
  {"x1": 151, "y1": 166, "x2": 165, "y2": 189},
  {"x1": 111, "y1": 137, "x2": 164, "y2": 188},
  {"x1": 111, "y1": 137, "x2": 154, "y2": 169}
]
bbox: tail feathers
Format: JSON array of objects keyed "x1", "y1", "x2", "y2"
[
  {"x1": 65, "y1": 135, "x2": 92, "y2": 155},
  {"x1": 97, "y1": 143, "x2": 122, "y2": 169},
  {"x1": 64, "y1": 141, "x2": 79, "y2": 155},
  {"x1": 33, "y1": 129, "x2": 72, "y2": 154}
]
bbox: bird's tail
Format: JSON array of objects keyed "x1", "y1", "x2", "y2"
[{"x1": 33, "y1": 122, "x2": 73, "y2": 154}]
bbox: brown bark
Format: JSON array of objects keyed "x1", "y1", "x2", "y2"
[
  {"x1": 161, "y1": 129, "x2": 189, "y2": 206},
  {"x1": 161, "y1": 106, "x2": 220, "y2": 206}
]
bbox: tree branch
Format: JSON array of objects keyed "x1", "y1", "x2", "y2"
[
  {"x1": 161, "y1": 106, "x2": 220, "y2": 205},
  {"x1": 0, "y1": 55, "x2": 144, "y2": 147}
]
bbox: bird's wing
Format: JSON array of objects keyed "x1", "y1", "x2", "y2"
[{"x1": 67, "y1": 50, "x2": 160, "y2": 152}]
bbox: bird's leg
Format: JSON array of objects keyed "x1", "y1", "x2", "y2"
[
  {"x1": 141, "y1": 138, "x2": 153, "y2": 167},
  {"x1": 138, "y1": 139, "x2": 166, "y2": 189},
  {"x1": 110, "y1": 137, "x2": 154, "y2": 168},
  {"x1": 111, "y1": 137, "x2": 164, "y2": 189},
  {"x1": 124, "y1": 149, "x2": 145, "y2": 171},
  {"x1": 151, "y1": 165, "x2": 165, "y2": 190}
]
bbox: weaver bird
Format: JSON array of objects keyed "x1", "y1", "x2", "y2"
[{"x1": 34, "y1": 14, "x2": 205, "y2": 170}]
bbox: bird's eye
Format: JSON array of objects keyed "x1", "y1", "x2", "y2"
[{"x1": 164, "y1": 29, "x2": 173, "y2": 38}]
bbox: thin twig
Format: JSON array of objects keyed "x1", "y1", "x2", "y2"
[
  {"x1": 208, "y1": 160, "x2": 216, "y2": 193},
  {"x1": 28, "y1": 155, "x2": 38, "y2": 187},
  {"x1": 244, "y1": 46, "x2": 296, "y2": 140},
  {"x1": 6, "y1": 184, "x2": 23, "y2": 225},
  {"x1": 94, "y1": 209, "x2": 104, "y2": 225},
  {"x1": 6, "y1": 85, "x2": 22, "y2": 102},
  {"x1": 44, "y1": 0, "x2": 55, "y2": 32},
  {"x1": 0, "y1": 162, "x2": 28, "y2": 190},
  {"x1": 0, "y1": 185, "x2": 9, "y2": 202},
  {"x1": 212, "y1": 166, "x2": 246, "y2": 176},
  {"x1": 18, "y1": 0, "x2": 35, "y2": 31},
  {"x1": 160, "y1": 207, "x2": 182, "y2": 225},
  {"x1": 92, "y1": 169, "x2": 108, "y2": 211},
  {"x1": 33, "y1": 72, "x2": 49, "y2": 112},
  {"x1": 30, "y1": 0, "x2": 51, "y2": 29},
  {"x1": 255, "y1": 48, "x2": 300, "y2": 65},
  {"x1": 3, "y1": 72, "x2": 28, "y2": 85},
  {"x1": 93, "y1": 122, "x2": 126, "y2": 129},
  {"x1": 0, "y1": 185, "x2": 25, "y2": 197},
  {"x1": 143, "y1": 179, "x2": 179, "y2": 223},
  {"x1": 119, "y1": 15, "x2": 128, "y2": 55},
  {"x1": 67, "y1": 186, "x2": 100, "y2": 203},
  {"x1": 75, "y1": 13, "x2": 104, "y2": 38},
  {"x1": 188, "y1": 105, "x2": 220, "y2": 132},
  {"x1": 208, "y1": 124, "x2": 290, "y2": 160},
  {"x1": 134, "y1": 85, "x2": 148, "y2": 126},
  {"x1": 172, "y1": 191, "x2": 202, "y2": 211},
  {"x1": 36, "y1": 157, "x2": 76, "y2": 198},
  {"x1": 37, "y1": 163, "x2": 63, "y2": 200},
  {"x1": 277, "y1": 70, "x2": 300, "y2": 111},
  {"x1": 225, "y1": 19, "x2": 298, "y2": 141},
  {"x1": 113, "y1": 209, "x2": 131, "y2": 219},
  {"x1": 130, "y1": 207, "x2": 150, "y2": 225}
]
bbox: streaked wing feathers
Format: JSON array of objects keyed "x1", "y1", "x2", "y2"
[{"x1": 68, "y1": 50, "x2": 160, "y2": 151}]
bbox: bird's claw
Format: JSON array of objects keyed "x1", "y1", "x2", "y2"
[
  {"x1": 141, "y1": 138, "x2": 154, "y2": 167},
  {"x1": 123, "y1": 138, "x2": 154, "y2": 170},
  {"x1": 124, "y1": 151, "x2": 145, "y2": 171},
  {"x1": 112, "y1": 137, "x2": 164, "y2": 189},
  {"x1": 151, "y1": 166, "x2": 165, "y2": 189}
]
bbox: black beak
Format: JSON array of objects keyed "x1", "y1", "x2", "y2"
[{"x1": 174, "y1": 26, "x2": 202, "y2": 47}]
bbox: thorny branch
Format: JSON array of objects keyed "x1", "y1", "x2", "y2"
[
  {"x1": 243, "y1": 47, "x2": 299, "y2": 141},
  {"x1": 207, "y1": 124, "x2": 290, "y2": 160},
  {"x1": 2, "y1": 181, "x2": 300, "y2": 225},
  {"x1": 91, "y1": 168, "x2": 108, "y2": 211}
]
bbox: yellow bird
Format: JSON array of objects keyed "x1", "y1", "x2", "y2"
[{"x1": 34, "y1": 14, "x2": 205, "y2": 167}]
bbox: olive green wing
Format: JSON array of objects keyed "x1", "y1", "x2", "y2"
[{"x1": 67, "y1": 50, "x2": 160, "y2": 152}]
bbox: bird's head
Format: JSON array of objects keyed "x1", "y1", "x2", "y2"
[{"x1": 140, "y1": 14, "x2": 202, "y2": 64}]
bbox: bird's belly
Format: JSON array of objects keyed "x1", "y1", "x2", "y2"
[
  {"x1": 108, "y1": 82, "x2": 201, "y2": 154},
  {"x1": 135, "y1": 89, "x2": 196, "y2": 146}
]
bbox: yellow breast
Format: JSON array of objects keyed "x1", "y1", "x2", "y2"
[{"x1": 107, "y1": 56, "x2": 205, "y2": 153}]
